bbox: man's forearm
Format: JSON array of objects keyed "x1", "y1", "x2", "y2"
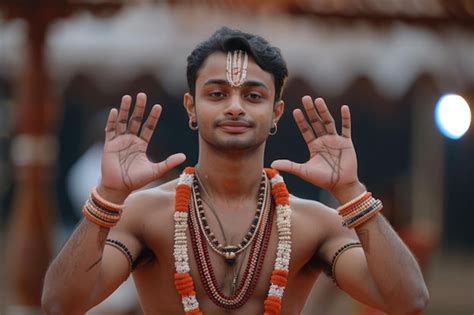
[
  {"x1": 42, "y1": 219, "x2": 109, "y2": 314},
  {"x1": 355, "y1": 214, "x2": 429, "y2": 314}
]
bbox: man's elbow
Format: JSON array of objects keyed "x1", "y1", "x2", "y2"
[
  {"x1": 42, "y1": 300, "x2": 84, "y2": 315},
  {"x1": 41, "y1": 293, "x2": 61, "y2": 315},
  {"x1": 42, "y1": 291, "x2": 66, "y2": 315},
  {"x1": 41, "y1": 290, "x2": 85, "y2": 315},
  {"x1": 391, "y1": 286, "x2": 430, "y2": 315},
  {"x1": 406, "y1": 290, "x2": 429, "y2": 314}
]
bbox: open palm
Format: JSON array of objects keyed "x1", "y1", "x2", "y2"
[
  {"x1": 272, "y1": 96, "x2": 359, "y2": 192},
  {"x1": 100, "y1": 93, "x2": 185, "y2": 194}
]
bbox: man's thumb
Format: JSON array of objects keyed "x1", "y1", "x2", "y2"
[
  {"x1": 153, "y1": 153, "x2": 186, "y2": 179},
  {"x1": 271, "y1": 159, "x2": 303, "y2": 176}
]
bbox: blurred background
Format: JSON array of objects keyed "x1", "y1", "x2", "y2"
[{"x1": 0, "y1": 1, "x2": 473, "y2": 314}]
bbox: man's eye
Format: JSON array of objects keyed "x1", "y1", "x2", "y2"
[
  {"x1": 209, "y1": 91, "x2": 226, "y2": 98},
  {"x1": 246, "y1": 93, "x2": 263, "y2": 101}
]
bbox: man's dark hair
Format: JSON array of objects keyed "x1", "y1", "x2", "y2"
[{"x1": 186, "y1": 27, "x2": 288, "y2": 103}]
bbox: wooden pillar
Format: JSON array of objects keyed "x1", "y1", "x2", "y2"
[
  {"x1": 5, "y1": 13, "x2": 57, "y2": 314},
  {"x1": 402, "y1": 77, "x2": 443, "y2": 270},
  {"x1": 409, "y1": 78, "x2": 444, "y2": 235}
]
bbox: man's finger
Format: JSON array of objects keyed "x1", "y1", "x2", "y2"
[
  {"x1": 152, "y1": 153, "x2": 187, "y2": 179},
  {"x1": 128, "y1": 92, "x2": 147, "y2": 135},
  {"x1": 271, "y1": 159, "x2": 304, "y2": 177},
  {"x1": 314, "y1": 98, "x2": 337, "y2": 135},
  {"x1": 139, "y1": 104, "x2": 162, "y2": 143},
  {"x1": 293, "y1": 109, "x2": 316, "y2": 146},
  {"x1": 116, "y1": 95, "x2": 132, "y2": 135},
  {"x1": 302, "y1": 96, "x2": 326, "y2": 137},
  {"x1": 105, "y1": 108, "x2": 118, "y2": 141},
  {"x1": 341, "y1": 105, "x2": 351, "y2": 138}
]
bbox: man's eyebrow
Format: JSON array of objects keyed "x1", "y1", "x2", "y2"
[{"x1": 203, "y1": 79, "x2": 268, "y2": 90}]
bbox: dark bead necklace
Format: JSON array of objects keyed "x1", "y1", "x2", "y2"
[
  {"x1": 188, "y1": 178, "x2": 273, "y2": 309},
  {"x1": 193, "y1": 172, "x2": 267, "y2": 266}
]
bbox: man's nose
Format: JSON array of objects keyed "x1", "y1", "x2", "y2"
[{"x1": 225, "y1": 93, "x2": 245, "y2": 118}]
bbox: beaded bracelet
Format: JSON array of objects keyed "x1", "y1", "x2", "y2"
[
  {"x1": 326, "y1": 242, "x2": 362, "y2": 286},
  {"x1": 82, "y1": 187, "x2": 124, "y2": 228},
  {"x1": 82, "y1": 207, "x2": 117, "y2": 228},
  {"x1": 344, "y1": 200, "x2": 383, "y2": 227},
  {"x1": 338, "y1": 191, "x2": 383, "y2": 229},
  {"x1": 105, "y1": 239, "x2": 135, "y2": 272},
  {"x1": 338, "y1": 195, "x2": 373, "y2": 216},
  {"x1": 347, "y1": 203, "x2": 383, "y2": 228},
  {"x1": 91, "y1": 187, "x2": 125, "y2": 212},
  {"x1": 82, "y1": 202, "x2": 120, "y2": 228},
  {"x1": 336, "y1": 191, "x2": 369, "y2": 213}
]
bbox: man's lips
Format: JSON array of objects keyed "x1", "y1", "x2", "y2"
[{"x1": 218, "y1": 121, "x2": 251, "y2": 133}]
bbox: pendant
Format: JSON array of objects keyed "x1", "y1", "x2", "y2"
[{"x1": 223, "y1": 245, "x2": 238, "y2": 266}]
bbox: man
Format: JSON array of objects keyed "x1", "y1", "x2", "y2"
[{"x1": 42, "y1": 27, "x2": 429, "y2": 314}]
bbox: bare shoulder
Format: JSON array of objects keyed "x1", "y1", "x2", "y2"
[
  {"x1": 113, "y1": 178, "x2": 179, "y2": 235},
  {"x1": 106, "y1": 178, "x2": 180, "y2": 267},
  {"x1": 124, "y1": 179, "x2": 179, "y2": 214},
  {"x1": 289, "y1": 194, "x2": 341, "y2": 226},
  {"x1": 289, "y1": 193, "x2": 358, "y2": 237},
  {"x1": 289, "y1": 194, "x2": 359, "y2": 268},
  {"x1": 287, "y1": 195, "x2": 340, "y2": 245}
]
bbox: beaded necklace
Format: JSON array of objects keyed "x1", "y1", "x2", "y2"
[
  {"x1": 173, "y1": 167, "x2": 292, "y2": 315},
  {"x1": 189, "y1": 175, "x2": 273, "y2": 308},
  {"x1": 193, "y1": 171, "x2": 268, "y2": 265}
]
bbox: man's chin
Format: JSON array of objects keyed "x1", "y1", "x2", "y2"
[
  {"x1": 201, "y1": 133, "x2": 267, "y2": 152},
  {"x1": 214, "y1": 139, "x2": 263, "y2": 152},
  {"x1": 221, "y1": 142, "x2": 255, "y2": 151}
]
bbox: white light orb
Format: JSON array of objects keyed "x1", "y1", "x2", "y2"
[{"x1": 435, "y1": 94, "x2": 471, "y2": 139}]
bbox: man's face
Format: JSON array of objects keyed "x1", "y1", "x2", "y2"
[{"x1": 186, "y1": 52, "x2": 283, "y2": 152}]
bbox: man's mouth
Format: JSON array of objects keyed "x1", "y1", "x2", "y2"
[{"x1": 218, "y1": 121, "x2": 252, "y2": 133}]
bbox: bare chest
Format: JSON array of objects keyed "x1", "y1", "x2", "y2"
[{"x1": 134, "y1": 201, "x2": 322, "y2": 314}]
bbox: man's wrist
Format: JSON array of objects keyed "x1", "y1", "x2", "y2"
[
  {"x1": 96, "y1": 184, "x2": 129, "y2": 205},
  {"x1": 331, "y1": 181, "x2": 367, "y2": 205}
]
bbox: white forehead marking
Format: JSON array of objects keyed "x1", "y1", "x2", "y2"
[{"x1": 226, "y1": 50, "x2": 248, "y2": 87}]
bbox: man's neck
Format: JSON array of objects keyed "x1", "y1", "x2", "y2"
[{"x1": 195, "y1": 144, "x2": 265, "y2": 204}]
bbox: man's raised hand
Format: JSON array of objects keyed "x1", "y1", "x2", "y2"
[
  {"x1": 98, "y1": 93, "x2": 186, "y2": 202},
  {"x1": 271, "y1": 96, "x2": 363, "y2": 200}
]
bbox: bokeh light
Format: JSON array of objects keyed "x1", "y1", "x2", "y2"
[{"x1": 435, "y1": 94, "x2": 471, "y2": 139}]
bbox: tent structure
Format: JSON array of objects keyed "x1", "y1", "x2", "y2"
[{"x1": 0, "y1": 1, "x2": 473, "y2": 313}]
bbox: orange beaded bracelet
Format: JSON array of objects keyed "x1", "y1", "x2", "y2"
[
  {"x1": 91, "y1": 187, "x2": 125, "y2": 213},
  {"x1": 337, "y1": 191, "x2": 383, "y2": 229},
  {"x1": 82, "y1": 187, "x2": 124, "y2": 228}
]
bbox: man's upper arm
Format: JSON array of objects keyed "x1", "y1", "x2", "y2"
[
  {"x1": 316, "y1": 203, "x2": 386, "y2": 310},
  {"x1": 88, "y1": 192, "x2": 145, "y2": 308}
]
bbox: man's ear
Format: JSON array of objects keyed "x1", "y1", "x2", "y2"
[
  {"x1": 183, "y1": 93, "x2": 196, "y2": 120},
  {"x1": 273, "y1": 100, "x2": 285, "y2": 124}
]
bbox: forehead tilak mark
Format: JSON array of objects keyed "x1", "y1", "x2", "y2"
[{"x1": 226, "y1": 50, "x2": 248, "y2": 88}]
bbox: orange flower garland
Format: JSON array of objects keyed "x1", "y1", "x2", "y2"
[
  {"x1": 173, "y1": 167, "x2": 292, "y2": 314},
  {"x1": 173, "y1": 167, "x2": 202, "y2": 314},
  {"x1": 263, "y1": 169, "x2": 292, "y2": 315}
]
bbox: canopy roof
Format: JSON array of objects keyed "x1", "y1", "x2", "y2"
[{"x1": 1, "y1": 1, "x2": 473, "y2": 98}]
